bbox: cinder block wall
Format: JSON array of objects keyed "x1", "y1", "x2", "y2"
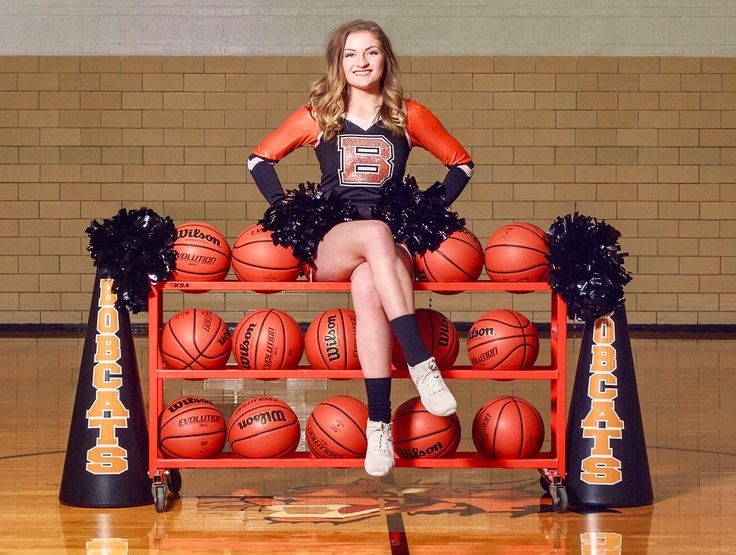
[{"x1": 1, "y1": 55, "x2": 735, "y2": 326}]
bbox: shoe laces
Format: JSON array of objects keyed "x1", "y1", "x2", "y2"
[
  {"x1": 369, "y1": 423, "x2": 392, "y2": 455},
  {"x1": 415, "y1": 360, "x2": 445, "y2": 395}
]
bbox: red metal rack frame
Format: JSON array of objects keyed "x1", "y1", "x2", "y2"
[{"x1": 147, "y1": 280, "x2": 567, "y2": 478}]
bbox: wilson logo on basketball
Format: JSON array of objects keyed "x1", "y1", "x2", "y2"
[
  {"x1": 166, "y1": 396, "x2": 214, "y2": 413},
  {"x1": 237, "y1": 323, "x2": 257, "y2": 368},
  {"x1": 237, "y1": 409, "x2": 287, "y2": 429},
  {"x1": 84, "y1": 278, "x2": 130, "y2": 475},
  {"x1": 580, "y1": 315, "x2": 624, "y2": 485},
  {"x1": 396, "y1": 442, "x2": 444, "y2": 459},
  {"x1": 323, "y1": 314, "x2": 341, "y2": 362},
  {"x1": 467, "y1": 327, "x2": 495, "y2": 341},
  {"x1": 437, "y1": 319, "x2": 450, "y2": 348},
  {"x1": 177, "y1": 227, "x2": 222, "y2": 246}
]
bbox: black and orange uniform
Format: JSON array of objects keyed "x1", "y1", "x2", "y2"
[{"x1": 248, "y1": 99, "x2": 473, "y2": 218}]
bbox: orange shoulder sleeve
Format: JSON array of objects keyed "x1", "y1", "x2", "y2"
[
  {"x1": 405, "y1": 99, "x2": 471, "y2": 166},
  {"x1": 252, "y1": 105, "x2": 320, "y2": 161}
]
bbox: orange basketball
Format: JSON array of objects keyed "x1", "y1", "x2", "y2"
[
  {"x1": 160, "y1": 308, "x2": 231, "y2": 370},
  {"x1": 232, "y1": 224, "x2": 302, "y2": 282},
  {"x1": 306, "y1": 395, "x2": 368, "y2": 458},
  {"x1": 472, "y1": 396, "x2": 545, "y2": 459},
  {"x1": 392, "y1": 397, "x2": 461, "y2": 459},
  {"x1": 228, "y1": 396, "x2": 300, "y2": 458},
  {"x1": 392, "y1": 308, "x2": 459, "y2": 371},
  {"x1": 466, "y1": 309, "x2": 539, "y2": 371},
  {"x1": 305, "y1": 309, "x2": 360, "y2": 370},
  {"x1": 159, "y1": 396, "x2": 226, "y2": 458},
  {"x1": 484, "y1": 222, "x2": 550, "y2": 282},
  {"x1": 170, "y1": 222, "x2": 231, "y2": 281},
  {"x1": 231, "y1": 309, "x2": 304, "y2": 370},
  {"x1": 415, "y1": 228, "x2": 484, "y2": 283}
]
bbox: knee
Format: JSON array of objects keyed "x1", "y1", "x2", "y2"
[
  {"x1": 362, "y1": 221, "x2": 395, "y2": 255},
  {"x1": 351, "y1": 263, "x2": 381, "y2": 308}
]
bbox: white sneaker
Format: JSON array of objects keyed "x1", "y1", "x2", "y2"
[
  {"x1": 364, "y1": 420, "x2": 394, "y2": 477},
  {"x1": 408, "y1": 357, "x2": 457, "y2": 416}
]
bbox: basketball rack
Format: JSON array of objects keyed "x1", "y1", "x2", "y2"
[{"x1": 147, "y1": 280, "x2": 568, "y2": 512}]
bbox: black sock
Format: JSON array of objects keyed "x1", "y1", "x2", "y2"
[
  {"x1": 364, "y1": 377, "x2": 392, "y2": 423},
  {"x1": 390, "y1": 313, "x2": 431, "y2": 366}
]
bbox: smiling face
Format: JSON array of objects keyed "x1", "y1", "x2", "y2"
[{"x1": 341, "y1": 30, "x2": 385, "y2": 94}]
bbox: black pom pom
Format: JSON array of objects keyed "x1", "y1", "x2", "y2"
[
  {"x1": 371, "y1": 176, "x2": 465, "y2": 255},
  {"x1": 259, "y1": 183, "x2": 359, "y2": 266},
  {"x1": 86, "y1": 208, "x2": 177, "y2": 313},
  {"x1": 546, "y1": 212, "x2": 632, "y2": 322}
]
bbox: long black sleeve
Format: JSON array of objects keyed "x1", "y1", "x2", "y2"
[
  {"x1": 247, "y1": 154, "x2": 285, "y2": 205},
  {"x1": 440, "y1": 161, "x2": 474, "y2": 206}
]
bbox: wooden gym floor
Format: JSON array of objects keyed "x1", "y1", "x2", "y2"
[{"x1": 1, "y1": 331, "x2": 735, "y2": 554}]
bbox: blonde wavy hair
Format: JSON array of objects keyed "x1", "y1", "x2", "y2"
[{"x1": 308, "y1": 20, "x2": 405, "y2": 142}]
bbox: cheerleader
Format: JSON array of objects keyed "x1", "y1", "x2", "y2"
[{"x1": 248, "y1": 20, "x2": 473, "y2": 476}]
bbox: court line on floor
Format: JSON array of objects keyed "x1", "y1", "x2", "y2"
[{"x1": 0, "y1": 450, "x2": 65, "y2": 460}]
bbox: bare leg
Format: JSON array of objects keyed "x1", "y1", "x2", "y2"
[
  {"x1": 350, "y1": 261, "x2": 397, "y2": 378},
  {"x1": 312, "y1": 220, "x2": 415, "y2": 320}
]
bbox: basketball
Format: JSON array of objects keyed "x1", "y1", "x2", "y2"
[
  {"x1": 231, "y1": 224, "x2": 302, "y2": 282},
  {"x1": 484, "y1": 222, "x2": 550, "y2": 282},
  {"x1": 305, "y1": 309, "x2": 360, "y2": 370},
  {"x1": 170, "y1": 221, "x2": 231, "y2": 281},
  {"x1": 392, "y1": 308, "x2": 459, "y2": 370},
  {"x1": 231, "y1": 309, "x2": 304, "y2": 370},
  {"x1": 466, "y1": 309, "x2": 539, "y2": 371},
  {"x1": 414, "y1": 227, "x2": 484, "y2": 283},
  {"x1": 472, "y1": 396, "x2": 545, "y2": 459},
  {"x1": 228, "y1": 396, "x2": 300, "y2": 458},
  {"x1": 306, "y1": 395, "x2": 368, "y2": 458},
  {"x1": 392, "y1": 396, "x2": 461, "y2": 459},
  {"x1": 160, "y1": 308, "x2": 231, "y2": 370},
  {"x1": 159, "y1": 396, "x2": 226, "y2": 458}
]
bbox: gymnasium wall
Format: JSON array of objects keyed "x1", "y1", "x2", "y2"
[
  {"x1": 1, "y1": 54, "x2": 735, "y2": 327},
  {"x1": 1, "y1": 2, "x2": 735, "y2": 327}
]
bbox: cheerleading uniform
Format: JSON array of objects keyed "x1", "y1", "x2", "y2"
[{"x1": 248, "y1": 100, "x2": 473, "y2": 217}]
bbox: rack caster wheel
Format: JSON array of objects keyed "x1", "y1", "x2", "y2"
[
  {"x1": 550, "y1": 484, "x2": 568, "y2": 513},
  {"x1": 166, "y1": 469, "x2": 182, "y2": 494},
  {"x1": 153, "y1": 482, "x2": 167, "y2": 513}
]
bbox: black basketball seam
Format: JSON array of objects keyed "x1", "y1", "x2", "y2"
[
  {"x1": 231, "y1": 257, "x2": 302, "y2": 271},
  {"x1": 311, "y1": 414, "x2": 363, "y2": 456},
  {"x1": 471, "y1": 314, "x2": 530, "y2": 328},
  {"x1": 505, "y1": 223, "x2": 545, "y2": 240},
  {"x1": 275, "y1": 310, "x2": 287, "y2": 368},
  {"x1": 252, "y1": 310, "x2": 268, "y2": 369},
  {"x1": 194, "y1": 311, "x2": 222, "y2": 360},
  {"x1": 166, "y1": 321, "x2": 199, "y2": 369},
  {"x1": 471, "y1": 343, "x2": 528, "y2": 370},
  {"x1": 322, "y1": 400, "x2": 368, "y2": 441},
  {"x1": 229, "y1": 420, "x2": 298, "y2": 444},
  {"x1": 227, "y1": 403, "x2": 294, "y2": 436},
  {"x1": 490, "y1": 398, "x2": 515, "y2": 457},
  {"x1": 432, "y1": 248, "x2": 475, "y2": 280},
  {"x1": 175, "y1": 243, "x2": 229, "y2": 256},
  {"x1": 272, "y1": 434, "x2": 300, "y2": 458},
  {"x1": 337, "y1": 309, "x2": 348, "y2": 370},
  {"x1": 160, "y1": 429, "x2": 225, "y2": 442},
  {"x1": 510, "y1": 397, "x2": 524, "y2": 458},
  {"x1": 394, "y1": 420, "x2": 456, "y2": 445},
  {"x1": 508, "y1": 310, "x2": 528, "y2": 368},
  {"x1": 451, "y1": 234, "x2": 483, "y2": 255},
  {"x1": 314, "y1": 311, "x2": 331, "y2": 368}
]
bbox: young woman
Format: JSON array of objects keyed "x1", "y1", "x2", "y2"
[{"x1": 248, "y1": 20, "x2": 473, "y2": 476}]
